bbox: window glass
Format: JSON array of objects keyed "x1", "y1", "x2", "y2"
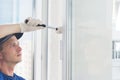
[
  {"x1": 0, "y1": 0, "x2": 13, "y2": 24},
  {"x1": 112, "y1": 0, "x2": 120, "y2": 80},
  {"x1": 0, "y1": 0, "x2": 34, "y2": 80},
  {"x1": 112, "y1": 41, "x2": 120, "y2": 80}
]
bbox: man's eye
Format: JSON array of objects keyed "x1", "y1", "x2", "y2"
[{"x1": 11, "y1": 42, "x2": 19, "y2": 47}]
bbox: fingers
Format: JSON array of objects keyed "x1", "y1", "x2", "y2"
[{"x1": 25, "y1": 17, "x2": 42, "y2": 27}]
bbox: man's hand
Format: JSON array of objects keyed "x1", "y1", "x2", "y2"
[{"x1": 20, "y1": 17, "x2": 45, "y2": 32}]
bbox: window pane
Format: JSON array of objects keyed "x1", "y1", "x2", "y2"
[
  {"x1": 112, "y1": 0, "x2": 120, "y2": 80},
  {"x1": 0, "y1": 0, "x2": 34, "y2": 80},
  {"x1": 0, "y1": 0, "x2": 13, "y2": 24}
]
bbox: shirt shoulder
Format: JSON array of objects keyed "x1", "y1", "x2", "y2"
[
  {"x1": 14, "y1": 74, "x2": 25, "y2": 80},
  {"x1": 0, "y1": 71, "x2": 25, "y2": 80},
  {"x1": 0, "y1": 72, "x2": 4, "y2": 80}
]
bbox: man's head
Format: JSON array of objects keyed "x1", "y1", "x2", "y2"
[{"x1": 0, "y1": 33, "x2": 23, "y2": 64}]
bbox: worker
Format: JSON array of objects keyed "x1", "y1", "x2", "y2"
[{"x1": 0, "y1": 17, "x2": 45, "y2": 80}]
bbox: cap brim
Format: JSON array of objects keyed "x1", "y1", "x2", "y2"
[{"x1": 14, "y1": 33, "x2": 23, "y2": 39}]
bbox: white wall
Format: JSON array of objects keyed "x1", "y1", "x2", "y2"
[{"x1": 72, "y1": 0, "x2": 113, "y2": 80}]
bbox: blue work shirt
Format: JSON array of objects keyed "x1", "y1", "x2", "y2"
[{"x1": 0, "y1": 71, "x2": 25, "y2": 80}]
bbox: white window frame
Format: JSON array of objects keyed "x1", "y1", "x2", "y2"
[
  {"x1": 62, "y1": 0, "x2": 72, "y2": 80},
  {"x1": 33, "y1": 0, "x2": 48, "y2": 80},
  {"x1": 34, "y1": 0, "x2": 72, "y2": 80}
]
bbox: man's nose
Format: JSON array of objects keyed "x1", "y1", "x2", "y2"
[{"x1": 17, "y1": 46, "x2": 22, "y2": 51}]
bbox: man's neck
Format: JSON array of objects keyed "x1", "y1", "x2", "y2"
[{"x1": 0, "y1": 62, "x2": 15, "y2": 76}]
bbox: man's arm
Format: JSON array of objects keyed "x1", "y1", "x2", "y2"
[
  {"x1": 0, "y1": 24, "x2": 21, "y2": 38},
  {"x1": 0, "y1": 17, "x2": 45, "y2": 38}
]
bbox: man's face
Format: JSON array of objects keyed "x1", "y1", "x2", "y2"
[{"x1": 0, "y1": 36, "x2": 22, "y2": 64}]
